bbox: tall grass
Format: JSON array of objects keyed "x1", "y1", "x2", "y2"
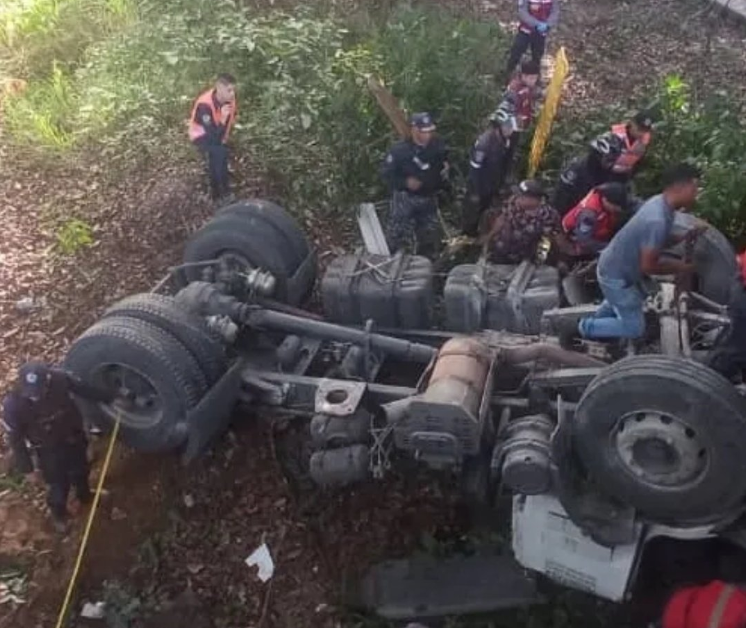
[
  {"x1": 0, "y1": 0, "x2": 139, "y2": 78},
  {"x1": 3, "y1": 63, "x2": 75, "y2": 150},
  {"x1": 2, "y1": 0, "x2": 508, "y2": 212}
]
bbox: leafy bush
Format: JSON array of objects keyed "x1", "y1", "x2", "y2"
[
  {"x1": 545, "y1": 75, "x2": 746, "y2": 240},
  {"x1": 3, "y1": 0, "x2": 507, "y2": 213},
  {"x1": 0, "y1": 0, "x2": 139, "y2": 78},
  {"x1": 2, "y1": 64, "x2": 76, "y2": 151},
  {"x1": 639, "y1": 76, "x2": 746, "y2": 240},
  {"x1": 56, "y1": 218, "x2": 95, "y2": 254}
]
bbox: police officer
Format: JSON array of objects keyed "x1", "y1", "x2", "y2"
[
  {"x1": 552, "y1": 133, "x2": 625, "y2": 216},
  {"x1": 381, "y1": 112, "x2": 450, "y2": 258},
  {"x1": 2, "y1": 363, "x2": 115, "y2": 531},
  {"x1": 462, "y1": 104, "x2": 518, "y2": 237},
  {"x1": 188, "y1": 73, "x2": 238, "y2": 202}
]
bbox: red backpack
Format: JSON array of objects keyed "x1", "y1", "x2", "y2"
[{"x1": 663, "y1": 582, "x2": 746, "y2": 628}]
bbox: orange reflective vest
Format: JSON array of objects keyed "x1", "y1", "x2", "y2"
[
  {"x1": 188, "y1": 89, "x2": 237, "y2": 143},
  {"x1": 663, "y1": 582, "x2": 746, "y2": 628},
  {"x1": 562, "y1": 188, "x2": 618, "y2": 244},
  {"x1": 611, "y1": 123, "x2": 651, "y2": 172}
]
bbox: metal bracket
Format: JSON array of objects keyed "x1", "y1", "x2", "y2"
[
  {"x1": 507, "y1": 261, "x2": 535, "y2": 334},
  {"x1": 315, "y1": 379, "x2": 367, "y2": 416},
  {"x1": 412, "y1": 431, "x2": 462, "y2": 469},
  {"x1": 358, "y1": 203, "x2": 391, "y2": 256}
]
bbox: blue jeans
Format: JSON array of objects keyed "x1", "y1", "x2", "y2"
[{"x1": 578, "y1": 273, "x2": 646, "y2": 339}]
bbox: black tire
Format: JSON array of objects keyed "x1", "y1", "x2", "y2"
[
  {"x1": 183, "y1": 214, "x2": 312, "y2": 303},
  {"x1": 64, "y1": 317, "x2": 207, "y2": 452},
  {"x1": 217, "y1": 199, "x2": 310, "y2": 269},
  {"x1": 103, "y1": 293, "x2": 227, "y2": 385},
  {"x1": 669, "y1": 213, "x2": 737, "y2": 304},
  {"x1": 573, "y1": 355, "x2": 746, "y2": 525}
]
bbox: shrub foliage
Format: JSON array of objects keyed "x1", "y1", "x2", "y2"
[{"x1": 1, "y1": 0, "x2": 744, "y2": 236}]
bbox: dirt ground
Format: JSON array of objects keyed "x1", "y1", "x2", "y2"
[{"x1": 1, "y1": 1, "x2": 745, "y2": 627}]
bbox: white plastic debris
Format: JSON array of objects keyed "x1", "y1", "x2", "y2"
[
  {"x1": 15, "y1": 297, "x2": 37, "y2": 314},
  {"x1": 245, "y1": 543, "x2": 275, "y2": 582},
  {"x1": 80, "y1": 601, "x2": 106, "y2": 619}
]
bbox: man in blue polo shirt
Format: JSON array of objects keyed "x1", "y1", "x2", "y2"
[{"x1": 578, "y1": 163, "x2": 706, "y2": 340}]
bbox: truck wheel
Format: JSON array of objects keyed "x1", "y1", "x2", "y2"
[
  {"x1": 183, "y1": 213, "x2": 316, "y2": 304},
  {"x1": 64, "y1": 317, "x2": 207, "y2": 452},
  {"x1": 670, "y1": 213, "x2": 736, "y2": 304},
  {"x1": 573, "y1": 355, "x2": 746, "y2": 525},
  {"x1": 103, "y1": 293, "x2": 227, "y2": 385},
  {"x1": 217, "y1": 199, "x2": 310, "y2": 269}
]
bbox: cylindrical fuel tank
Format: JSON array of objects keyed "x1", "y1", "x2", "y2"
[
  {"x1": 499, "y1": 414, "x2": 555, "y2": 495},
  {"x1": 310, "y1": 409, "x2": 371, "y2": 449}
]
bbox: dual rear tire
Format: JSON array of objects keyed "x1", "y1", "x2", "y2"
[{"x1": 65, "y1": 200, "x2": 315, "y2": 452}]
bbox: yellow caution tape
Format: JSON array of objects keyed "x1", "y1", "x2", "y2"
[
  {"x1": 528, "y1": 47, "x2": 570, "y2": 178},
  {"x1": 55, "y1": 415, "x2": 121, "y2": 628}
]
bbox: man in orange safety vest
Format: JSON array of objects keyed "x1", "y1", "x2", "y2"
[
  {"x1": 610, "y1": 111, "x2": 654, "y2": 183},
  {"x1": 188, "y1": 73, "x2": 238, "y2": 201}
]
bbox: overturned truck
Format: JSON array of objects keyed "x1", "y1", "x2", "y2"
[{"x1": 65, "y1": 200, "x2": 746, "y2": 616}]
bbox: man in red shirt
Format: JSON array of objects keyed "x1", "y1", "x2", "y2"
[
  {"x1": 505, "y1": 0, "x2": 560, "y2": 77},
  {"x1": 188, "y1": 74, "x2": 238, "y2": 201},
  {"x1": 503, "y1": 60, "x2": 540, "y2": 133}
]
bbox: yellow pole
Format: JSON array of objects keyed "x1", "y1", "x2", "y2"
[{"x1": 527, "y1": 47, "x2": 571, "y2": 178}]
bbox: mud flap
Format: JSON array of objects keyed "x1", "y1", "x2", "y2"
[
  {"x1": 181, "y1": 359, "x2": 245, "y2": 464},
  {"x1": 355, "y1": 554, "x2": 538, "y2": 620}
]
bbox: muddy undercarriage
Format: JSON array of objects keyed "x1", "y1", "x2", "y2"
[{"x1": 62, "y1": 199, "x2": 746, "y2": 618}]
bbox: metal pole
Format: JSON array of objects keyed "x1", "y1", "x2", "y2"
[{"x1": 246, "y1": 309, "x2": 436, "y2": 363}]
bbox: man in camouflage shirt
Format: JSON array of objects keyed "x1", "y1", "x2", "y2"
[{"x1": 484, "y1": 180, "x2": 572, "y2": 263}]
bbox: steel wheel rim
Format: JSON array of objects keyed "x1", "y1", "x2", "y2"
[
  {"x1": 613, "y1": 410, "x2": 708, "y2": 489},
  {"x1": 94, "y1": 363, "x2": 164, "y2": 429},
  {"x1": 219, "y1": 250, "x2": 253, "y2": 274}
]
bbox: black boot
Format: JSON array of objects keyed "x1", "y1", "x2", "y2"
[
  {"x1": 50, "y1": 511, "x2": 68, "y2": 534},
  {"x1": 552, "y1": 316, "x2": 582, "y2": 349}
]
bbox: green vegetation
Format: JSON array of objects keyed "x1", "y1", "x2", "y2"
[
  {"x1": 545, "y1": 75, "x2": 746, "y2": 241},
  {"x1": 1, "y1": 0, "x2": 506, "y2": 215},
  {"x1": 3, "y1": 0, "x2": 742, "y2": 235},
  {"x1": 55, "y1": 217, "x2": 95, "y2": 254}
]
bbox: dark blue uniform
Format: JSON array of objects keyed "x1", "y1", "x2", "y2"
[
  {"x1": 381, "y1": 137, "x2": 449, "y2": 258},
  {"x1": 2, "y1": 368, "x2": 112, "y2": 522},
  {"x1": 462, "y1": 129, "x2": 512, "y2": 236},
  {"x1": 552, "y1": 155, "x2": 610, "y2": 216}
]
